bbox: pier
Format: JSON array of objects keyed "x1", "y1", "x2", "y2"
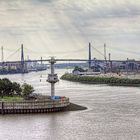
[{"x1": 0, "y1": 97, "x2": 70, "y2": 114}]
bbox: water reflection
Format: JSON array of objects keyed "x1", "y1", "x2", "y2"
[{"x1": 0, "y1": 70, "x2": 140, "y2": 140}]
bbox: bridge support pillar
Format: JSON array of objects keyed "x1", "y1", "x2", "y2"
[
  {"x1": 21, "y1": 44, "x2": 25, "y2": 73},
  {"x1": 88, "y1": 42, "x2": 92, "y2": 70}
]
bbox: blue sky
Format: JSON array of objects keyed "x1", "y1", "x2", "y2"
[{"x1": 0, "y1": 0, "x2": 140, "y2": 61}]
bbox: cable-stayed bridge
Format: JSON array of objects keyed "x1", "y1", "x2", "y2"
[{"x1": 0, "y1": 43, "x2": 140, "y2": 74}]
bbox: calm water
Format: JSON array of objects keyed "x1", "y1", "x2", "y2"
[{"x1": 0, "y1": 69, "x2": 140, "y2": 140}]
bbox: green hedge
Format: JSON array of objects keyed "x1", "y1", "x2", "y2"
[{"x1": 61, "y1": 74, "x2": 140, "y2": 87}]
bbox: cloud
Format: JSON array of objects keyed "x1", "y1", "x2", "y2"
[{"x1": 0, "y1": 0, "x2": 140, "y2": 60}]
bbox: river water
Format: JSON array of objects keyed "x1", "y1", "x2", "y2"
[{"x1": 0, "y1": 69, "x2": 140, "y2": 140}]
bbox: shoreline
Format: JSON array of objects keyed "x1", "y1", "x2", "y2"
[
  {"x1": 61, "y1": 73, "x2": 140, "y2": 87},
  {"x1": 0, "y1": 99, "x2": 87, "y2": 115},
  {"x1": 65, "y1": 103, "x2": 87, "y2": 111}
]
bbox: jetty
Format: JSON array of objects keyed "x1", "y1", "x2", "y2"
[{"x1": 0, "y1": 97, "x2": 70, "y2": 114}]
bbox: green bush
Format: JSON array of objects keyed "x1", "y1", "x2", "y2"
[
  {"x1": 0, "y1": 78, "x2": 22, "y2": 97},
  {"x1": 61, "y1": 73, "x2": 140, "y2": 86},
  {"x1": 22, "y1": 83, "x2": 34, "y2": 98}
]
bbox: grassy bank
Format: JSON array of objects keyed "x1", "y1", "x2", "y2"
[
  {"x1": 61, "y1": 73, "x2": 140, "y2": 87},
  {"x1": 0, "y1": 96, "x2": 24, "y2": 102}
]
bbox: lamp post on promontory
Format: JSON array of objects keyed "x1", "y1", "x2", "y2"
[{"x1": 47, "y1": 57, "x2": 59, "y2": 98}]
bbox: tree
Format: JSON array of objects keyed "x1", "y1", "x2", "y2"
[
  {"x1": 0, "y1": 78, "x2": 13, "y2": 97},
  {"x1": 0, "y1": 79, "x2": 4, "y2": 98},
  {"x1": 22, "y1": 83, "x2": 34, "y2": 98},
  {"x1": 12, "y1": 82, "x2": 22, "y2": 96}
]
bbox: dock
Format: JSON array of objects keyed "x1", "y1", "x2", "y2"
[{"x1": 0, "y1": 97, "x2": 70, "y2": 114}]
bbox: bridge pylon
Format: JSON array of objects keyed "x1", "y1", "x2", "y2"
[
  {"x1": 21, "y1": 44, "x2": 25, "y2": 73},
  {"x1": 88, "y1": 42, "x2": 92, "y2": 69}
]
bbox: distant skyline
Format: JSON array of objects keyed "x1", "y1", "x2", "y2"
[{"x1": 0, "y1": 0, "x2": 140, "y2": 61}]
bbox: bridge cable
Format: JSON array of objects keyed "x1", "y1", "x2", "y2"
[{"x1": 5, "y1": 48, "x2": 21, "y2": 61}]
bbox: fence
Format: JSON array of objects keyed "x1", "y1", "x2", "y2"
[{"x1": 0, "y1": 98, "x2": 70, "y2": 114}]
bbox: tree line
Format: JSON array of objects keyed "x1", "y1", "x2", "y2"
[
  {"x1": 61, "y1": 73, "x2": 140, "y2": 86},
  {"x1": 0, "y1": 78, "x2": 34, "y2": 98}
]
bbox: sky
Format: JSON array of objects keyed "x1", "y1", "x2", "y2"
[{"x1": 0, "y1": 0, "x2": 140, "y2": 61}]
